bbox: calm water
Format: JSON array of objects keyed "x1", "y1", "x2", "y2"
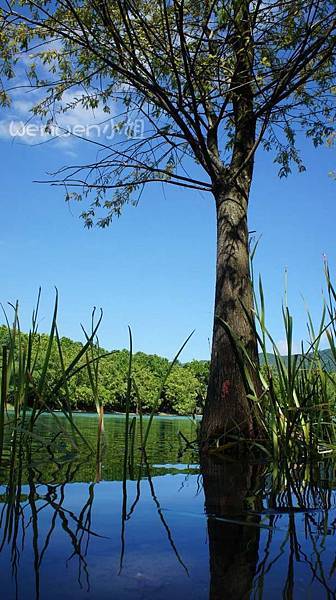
[{"x1": 1, "y1": 413, "x2": 336, "y2": 599}]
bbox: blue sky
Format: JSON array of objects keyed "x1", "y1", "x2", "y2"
[{"x1": 0, "y1": 109, "x2": 335, "y2": 361}]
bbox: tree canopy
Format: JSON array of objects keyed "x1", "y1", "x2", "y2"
[{"x1": 1, "y1": 1, "x2": 336, "y2": 223}]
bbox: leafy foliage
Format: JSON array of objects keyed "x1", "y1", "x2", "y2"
[
  {"x1": 0, "y1": 325, "x2": 207, "y2": 415},
  {"x1": 1, "y1": 1, "x2": 336, "y2": 221}
]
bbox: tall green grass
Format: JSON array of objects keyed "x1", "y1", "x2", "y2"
[
  {"x1": 0, "y1": 288, "x2": 194, "y2": 474},
  {"x1": 0, "y1": 292, "x2": 106, "y2": 463},
  {"x1": 217, "y1": 260, "x2": 336, "y2": 461},
  {"x1": 121, "y1": 330, "x2": 194, "y2": 477},
  {"x1": 83, "y1": 309, "x2": 106, "y2": 469},
  {"x1": 8, "y1": 260, "x2": 336, "y2": 465}
]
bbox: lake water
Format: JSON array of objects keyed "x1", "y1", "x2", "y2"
[{"x1": 1, "y1": 413, "x2": 336, "y2": 599}]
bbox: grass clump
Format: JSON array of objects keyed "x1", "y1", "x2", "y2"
[
  {"x1": 0, "y1": 291, "x2": 107, "y2": 464},
  {"x1": 218, "y1": 260, "x2": 336, "y2": 461},
  {"x1": 0, "y1": 288, "x2": 195, "y2": 474}
]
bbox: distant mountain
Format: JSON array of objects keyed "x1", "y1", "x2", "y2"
[
  {"x1": 260, "y1": 349, "x2": 335, "y2": 372},
  {"x1": 319, "y1": 349, "x2": 336, "y2": 371}
]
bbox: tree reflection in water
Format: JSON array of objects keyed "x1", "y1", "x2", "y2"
[
  {"x1": 201, "y1": 456, "x2": 263, "y2": 600},
  {"x1": 202, "y1": 455, "x2": 336, "y2": 599},
  {"x1": 1, "y1": 439, "x2": 336, "y2": 599}
]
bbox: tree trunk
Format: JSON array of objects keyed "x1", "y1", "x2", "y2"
[
  {"x1": 201, "y1": 1, "x2": 260, "y2": 447},
  {"x1": 201, "y1": 179, "x2": 259, "y2": 446}
]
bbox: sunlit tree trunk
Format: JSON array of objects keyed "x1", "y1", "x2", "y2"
[
  {"x1": 201, "y1": 1, "x2": 260, "y2": 445},
  {"x1": 201, "y1": 177, "x2": 259, "y2": 444}
]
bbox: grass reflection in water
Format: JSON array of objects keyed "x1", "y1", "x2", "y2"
[{"x1": 0, "y1": 414, "x2": 336, "y2": 599}]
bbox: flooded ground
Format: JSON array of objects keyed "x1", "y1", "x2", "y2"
[{"x1": 0, "y1": 413, "x2": 336, "y2": 599}]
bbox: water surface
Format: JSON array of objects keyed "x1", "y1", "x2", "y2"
[{"x1": 1, "y1": 413, "x2": 336, "y2": 599}]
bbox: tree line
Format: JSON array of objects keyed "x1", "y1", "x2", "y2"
[{"x1": 0, "y1": 326, "x2": 208, "y2": 415}]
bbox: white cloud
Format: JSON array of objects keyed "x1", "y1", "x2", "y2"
[{"x1": 0, "y1": 86, "x2": 116, "y2": 151}]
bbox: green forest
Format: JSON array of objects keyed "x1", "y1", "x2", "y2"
[
  {"x1": 0, "y1": 325, "x2": 208, "y2": 415},
  {"x1": 1, "y1": 322, "x2": 335, "y2": 418}
]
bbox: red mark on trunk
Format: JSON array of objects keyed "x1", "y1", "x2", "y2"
[{"x1": 221, "y1": 380, "x2": 231, "y2": 400}]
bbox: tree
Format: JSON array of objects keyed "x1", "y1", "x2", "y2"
[
  {"x1": 163, "y1": 365, "x2": 198, "y2": 414},
  {"x1": 1, "y1": 0, "x2": 336, "y2": 446}
]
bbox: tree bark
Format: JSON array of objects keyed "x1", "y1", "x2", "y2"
[
  {"x1": 201, "y1": 1, "x2": 261, "y2": 447},
  {"x1": 201, "y1": 178, "x2": 259, "y2": 445}
]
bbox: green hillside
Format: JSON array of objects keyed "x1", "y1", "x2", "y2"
[{"x1": 261, "y1": 349, "x2": 335, "y2": 372}]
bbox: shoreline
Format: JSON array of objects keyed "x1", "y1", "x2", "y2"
[{"x1": 5, "y1": 405, "x2": 202, "y2": 419}]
